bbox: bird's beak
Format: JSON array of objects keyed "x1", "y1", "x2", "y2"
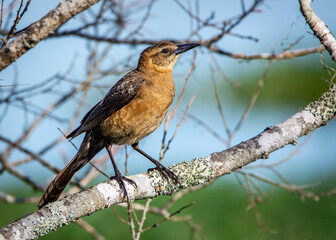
[{"x1": 175, "y1": 43, "x2": 199, "y2": 55}]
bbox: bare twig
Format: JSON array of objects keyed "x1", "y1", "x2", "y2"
[
  {"x1": 134, "y1": 199, "x2": 152, "y2": 239},
  {"x1": 142, "y1": 202, "x2": 195, "y2": 232},
  {"x1": 0, "y1": 192, "x2": 39, "y2": 204},
  {"x1": 163, "y1": 95, "x2": 195, "y2": 156},
  {"x1": 232, "y1": 60, "x2": 271, "y2": 136},
  {"x1": 160, "y1": 51, "x2": 197, "y2": 160},
  {"x1": 0, "y1": 0, "x2": 32, "y2": 48},
  {"x1": 76, "y1": 219, "x2": 105, "y2": 240},
  {"x1": 243, "y1": 173, "x2": 277, "y2": 234},
  {"x1": 211, "y1": 69, "x2": 231, "y2": 143}
]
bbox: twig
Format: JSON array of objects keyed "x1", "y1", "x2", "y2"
[
  {"x1": 160, "y1": 51, "x2": 197, "y2": 160},
  {"x1": 76, "y1": 219, "x2": 105, "y2": 240},
  {"x1": 111, "y1": 206, "x2": 129, "y2": 225},
  {"x1": 232, "y1": 60, "x2": 271, "y2": 136},
  {"x1": 0, "y1": 192, "x2": 39, "y2": 204},
  {"x1": 186, "y1": 113, "x2": 229, "y2": 145},
  {"x1": 243, "y1": 173, "x2": 277, "y2": 234},
  {"x1": 127, "y1": 202, "x2": 136, "y2": 239},
  {"x1": 211, "y1": 69, "x2": 231, "y2": 143},
  {"x1": 209, "y1": 52, "x2": 240, "y2": 87},
  {"x1": 163, "y1": 95, "x2": 195, "y2": 156},
  {"x1": 1, "y1": 0, "x2": 32, "y2": 48},
  {"x1": 0, "y1": 0, "x2": 4, "y2": 35},
  {"x1": 134, "y1": 199, "x2": 152, "y2": 239},
  {"x1": 142, "y1": 202, "x2": 195, "y2": 232}
]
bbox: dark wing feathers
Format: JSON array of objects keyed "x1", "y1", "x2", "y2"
[{"x1": 67, "y1": 72, "x2": 145, "y2": 139}]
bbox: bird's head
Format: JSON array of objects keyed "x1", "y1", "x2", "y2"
[{"x1": 137, "y1": 41, "x2": 199, "y2": 73}]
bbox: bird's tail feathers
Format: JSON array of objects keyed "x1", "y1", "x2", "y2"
[
  {"x1": 38, "y1": 153, "x2": 89, "y2": 208},
  {"x1": 38, "y1": 132, "x2": 103, "y2": 208}
]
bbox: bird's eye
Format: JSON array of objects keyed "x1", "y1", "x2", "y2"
[{"x1": 161, "y1": 48, "x2": 169, "y2": 54}]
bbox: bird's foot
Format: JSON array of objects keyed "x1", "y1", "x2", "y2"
[
  {"x1": 110, "y1": 172, "x2": 137, "y2": 201},
  {"x1": 148, "y1": 163, "x2": 180, "y2": 185}
]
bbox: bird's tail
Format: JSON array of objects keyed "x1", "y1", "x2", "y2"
[{"x1": 38, "y1": 131, "x2": 103, "y2": 208}]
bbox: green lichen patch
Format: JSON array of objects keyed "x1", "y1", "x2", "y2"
[
  {"x1": 32, "y1": 202, "x2": 68, "y2": 237},
  {"x1": 305, "y1": 84, "x2": 336, "y2": 123},
  {"x1": 149, "y1": 157, "x2": 215, "y2": 195}
]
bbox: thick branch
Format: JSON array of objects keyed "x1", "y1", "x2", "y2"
[
  {"x1": 0, "y1": 83, "x2": 335, "y2": 239},
  {"x1": 299, "y1": 0, "x2": 336, "y2": 61},
  {"x1": 0, "y1": 0, "x2": 99, "y2": 71}
]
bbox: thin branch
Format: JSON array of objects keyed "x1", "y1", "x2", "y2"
[
  {"x1": 75, "y1": 219, "x2": 105, "y2": 240},
  {"x1": 187, "y1": 113, "x2": 229, "y2": 145},
  {"x1": 211, "y1": 69, "x2": 231, "y2": 141},
  {"x1": 142, "y1": 202, "x2": 195, "y2": 232},
  {"x1": 208, "y1": 45, "x2": 325, "y2": 60},
  {"x1": 134, "y1": 199, "x2": 152, "y2": 239},
  {"x1": 232, "y1": 60, "x2": 271, "y2": 136},
  {"x1": 163, "y1": 95, "x2": 195, "y2": 156},
  {"x1": 0, "y1": 192, "x2": 39, "y2": 204},
  {"x1": 0, "y1": 0, "x2": 4, "y2": 36},
  {"x1": 127, "y1": 202, "x2": 136, "y2": 239},
  {"x1": 0, "y1": 0, "x2": 32, "y2": 48},
  {"x1": 243, "y1": 173, "x2": 277, "y2": 234},
  {"x1": 160, "y1": 51, "x2": 197, "y2": 160}
]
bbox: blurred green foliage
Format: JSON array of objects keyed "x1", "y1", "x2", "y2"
[
  {"x1": 193, "y1": 56, "x2": 332, "y2": 109},
  {"x1": 240, "y1": 60, "x2": 330, "y2": 106}
]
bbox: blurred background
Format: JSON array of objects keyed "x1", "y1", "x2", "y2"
[{"x1": 0, "y1": 0, "x2": 335, "y2": 239}]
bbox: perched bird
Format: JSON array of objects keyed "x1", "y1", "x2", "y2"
[{"x1": 38, "y1": 41, "x2": 199, "y2": 208}]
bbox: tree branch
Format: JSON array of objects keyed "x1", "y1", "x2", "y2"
[
  {"x1": 0, "y1": 82, "x2": 335, "y2": 239},
  {"x1": 299, "y1": 0, "x2": 336, "y2": 61},
  {"x1": 52, "y1": 32, "x2": 326, "y2": 60},
  {"x1": 0, "y1": 0, "x2": 99, "y2": 71}
]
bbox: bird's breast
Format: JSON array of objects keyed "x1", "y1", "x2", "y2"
[{"x1": 100, "y1": 74, "x2": 175, "y2": 145}]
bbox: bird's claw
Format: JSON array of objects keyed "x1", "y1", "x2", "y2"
[
  {"x1": 110, "y1": 173, "x2": 137, "y2": 201},
  {"x1": 148, "y1": 163, "x2": 180, "y2": 185}
]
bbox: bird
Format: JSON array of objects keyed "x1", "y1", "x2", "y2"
[{"x1": 38, "y1": 41, "x2": 199, "y2": 208}]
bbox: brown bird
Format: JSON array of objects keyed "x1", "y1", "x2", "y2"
[{"x1": 38, "y1": 41, "x2": 199, "y2": 208}]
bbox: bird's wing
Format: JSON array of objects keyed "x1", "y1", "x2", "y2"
[{"x1": 67, "y1": 72, "x2": 145, "y2": 139}]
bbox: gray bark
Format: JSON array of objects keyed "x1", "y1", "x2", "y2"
[
  {"x1": 299, "y1": 0, "x2": 336, "y2": 61},
  {"x1": 0, "y1": 0, "x2": 99, "y2": 71}
]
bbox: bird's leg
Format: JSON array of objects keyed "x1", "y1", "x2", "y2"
[
  {"x1": 131, "y1": 143, "x2": 179, "y2": 184},
  {"x1": 105, "y1": 144, "x2": 137, "y2": 200}
]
